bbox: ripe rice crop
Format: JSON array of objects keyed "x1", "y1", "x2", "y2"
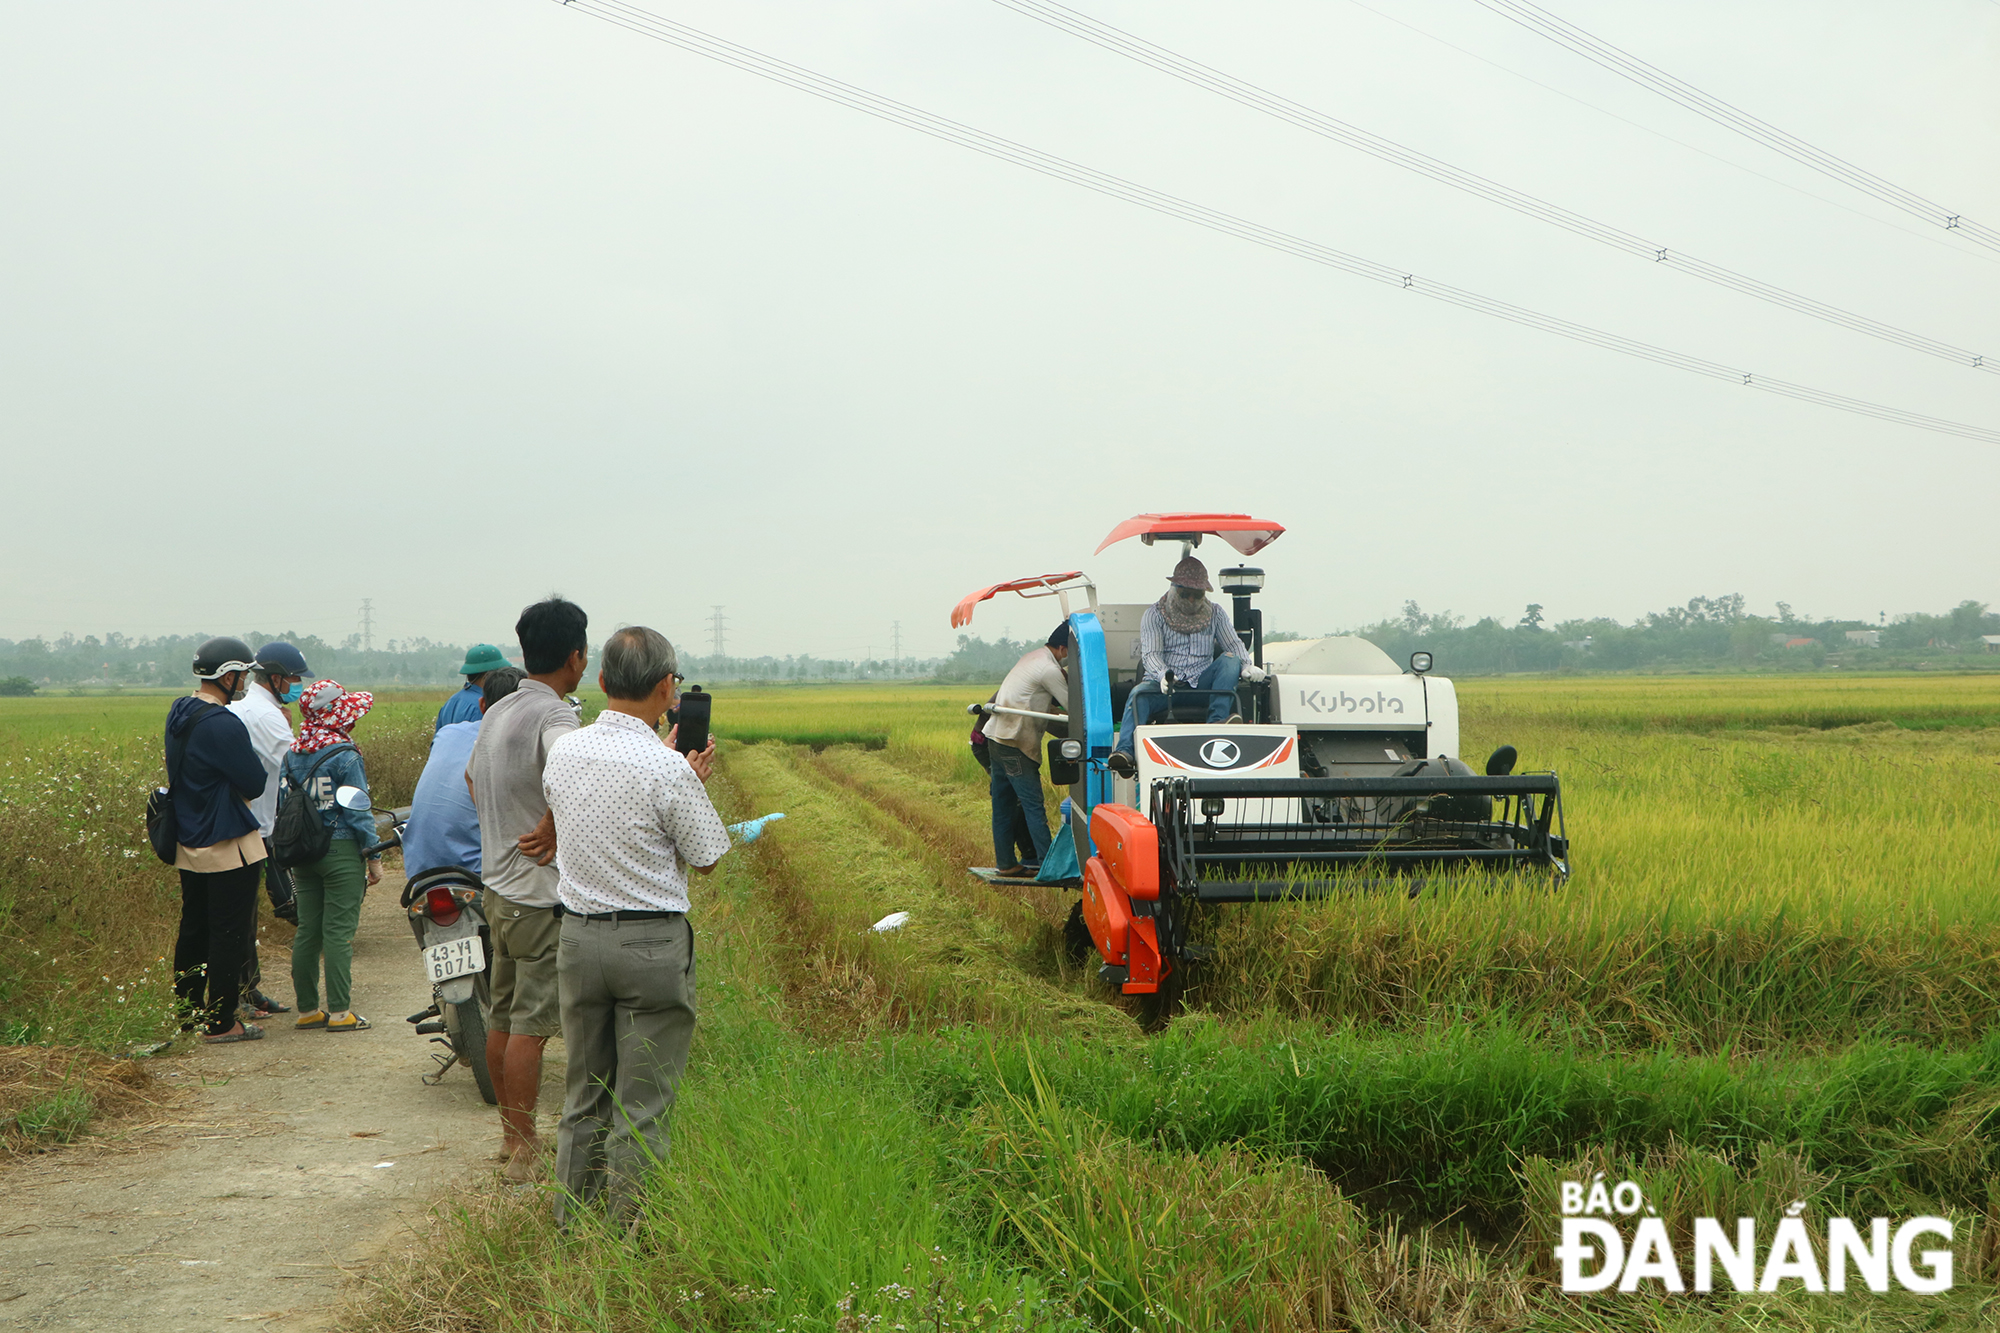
[{"x1": 8, "y1": 672, "x2": 1999, "y2": 1328}]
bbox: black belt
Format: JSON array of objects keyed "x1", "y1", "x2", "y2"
[{"x1": 565, "y1": 908, "x2": 682, "y2": 922}]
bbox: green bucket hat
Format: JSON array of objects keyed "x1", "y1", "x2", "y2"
[{"x1": 458, "y1": 644, "x2": 508, "y2": 675}]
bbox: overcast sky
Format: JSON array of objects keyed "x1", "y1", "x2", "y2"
[{"x1": 3, "y1": 1, "x2": 1995, "y2": 659}]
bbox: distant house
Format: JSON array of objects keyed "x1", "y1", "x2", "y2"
[
  {"x1": 1843, "y1": 630, "x2": 1881, "y2": 648},
  {"x1": 1769, "y1": 632, "x2": 1792, "y2": 646},
  {"x1": 1784, "y1": 637, "x2": 1817, "y2": 650},
  {"x1": 1562, "y1": 636, "x2": 1594, "y2": 653},
  {"x1": 1984, "y1": 635, "x2": 2000, "y2": 654}
]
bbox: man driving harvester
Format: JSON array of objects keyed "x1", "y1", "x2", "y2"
[{"x1": 1106, "y1": 555, "x2": 1267, "y2": 779}]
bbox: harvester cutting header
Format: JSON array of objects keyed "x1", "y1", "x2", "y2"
[{"x1": 956, "y1": 512, "x2": 1569, "y2": 1020}]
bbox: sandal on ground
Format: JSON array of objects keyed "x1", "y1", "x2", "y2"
[
  {"x1": 203, "y1": 1023, "x2": 264, "y2": 1044},
  {"x1": 243, "y1": 991, "x2": 291, "y2": 1019},
  {"x1": 994, "y1": 864, "x2": 1036, "y2": 879},
  {"x1": 326, "y1": 1014, "x2": 372, "y2": 1033},
  {"x1": 295, "y1": 1010, "x2": 328, "y2": 1030}
]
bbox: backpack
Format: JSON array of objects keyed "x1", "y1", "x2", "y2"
[
  {"x1": 271, "y1": 744, "x2": 357, "y2": 869},
  {"x1": 146, "y1": 704, "x2": 231, "y2": 866}
]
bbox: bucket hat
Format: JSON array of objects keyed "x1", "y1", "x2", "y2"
[
  {"x1": 294, "y1": 680, "x2": 374, "y2": 753},
  {"x1": 1167, "y1": 556, "x2": 1212, "y2": 592},
  {"x1": 457, "y1": 644, "x2": 508, "y2": 675}
]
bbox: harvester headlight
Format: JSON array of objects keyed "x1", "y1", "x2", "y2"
[
  {"x1": 1409, "y1": 651, "x2": 1433, "y2": 674},
  {"x1": 1058, "y1": 739, "x2": 1083, "y2": 761},
  {"x1": 1219, "y1": 566, "x2": 1264, "y2": 594},
  {"x1": 1200, "y1": 796, "x2": 1227, "y2": 818}
]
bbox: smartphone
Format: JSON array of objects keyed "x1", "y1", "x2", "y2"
[{"x1": 674, "y1": 686, "x2": 710, "y2": 756}]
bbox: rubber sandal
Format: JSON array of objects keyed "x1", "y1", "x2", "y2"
[
  {"x1": 326, "y1": 1014, "x2": 372, "y2": 1033},
  {"x1": 243, "y1": 991, "x2": 291, "y2": 1019},
  {"x1": 295, "y1": 1010, "x2": 328, "y2": 1030},
  {"x1": 994, "y1": 865, "x2": 1036, "y2": 879},
  {"x1": 203, "y1": 1023, "x2": 264, "y2": 1044}
]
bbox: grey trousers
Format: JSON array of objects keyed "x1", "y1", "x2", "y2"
[{"x1": 553, "y1": 912, "x2": 697, "y2": 1227}]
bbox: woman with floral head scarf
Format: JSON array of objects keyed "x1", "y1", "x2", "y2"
[{"x1": 281, "y1": 680, "x2": 381, "y2": 1033}]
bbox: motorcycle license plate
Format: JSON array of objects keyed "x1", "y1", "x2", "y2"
[{"x1": 423, "y1": 936, "x2": 484, "y2": 983}]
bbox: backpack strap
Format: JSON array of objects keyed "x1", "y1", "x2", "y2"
[
  {"x1": 164, "y1": 702, "x2": 233, "y2": 796},
  {"x1": 287, "y1": 742, "x2": 357, "y2": 790}
]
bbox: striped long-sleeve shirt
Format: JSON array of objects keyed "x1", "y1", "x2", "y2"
[{"x1": 1138, "y1": 601, "x2": 1249, "y2": 684}]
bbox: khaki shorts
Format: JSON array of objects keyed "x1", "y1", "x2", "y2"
[{"x1": 486, "y1": 900, "x2": 562, "y2": 1037}]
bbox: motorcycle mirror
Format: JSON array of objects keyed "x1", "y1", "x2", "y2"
[{"x1": 334, "y1": 784, "x2": 371, "y2": 811}]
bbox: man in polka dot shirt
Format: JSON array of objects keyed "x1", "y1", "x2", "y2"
[{"x1": 542, "y1": 625, "x2": 727, "y2": 1228}]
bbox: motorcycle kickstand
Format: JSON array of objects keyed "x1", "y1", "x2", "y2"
[{"x1": 421, "y1": 1036, "x2": 462, "y2": 1086}]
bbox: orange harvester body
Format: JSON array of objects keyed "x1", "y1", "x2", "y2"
[{"x1": 1082, "y1": 802, "x2": 1166, "y2": 993}]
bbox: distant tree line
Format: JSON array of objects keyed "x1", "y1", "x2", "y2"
[
  {"x1": 674, "y1": 652, "x2": 943, "y2": 684},
  {"x1": 1, "y1": 597, "x2": 1992, "y2": 693},
  {"x1": 0, "y1": 632, "x2": 947, "y2": 692},
  {"x1": 0, "y1": 631, "x2": 470, "y2": 692},
  {"x1": 1349, "y1": 596, "x2": 1998, "y2": 675},
  {"x1": 937, "y1": 596, "x2": 1998, "y2": 681}
]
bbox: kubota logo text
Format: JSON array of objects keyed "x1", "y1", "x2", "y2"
[{"x1": 1296, "y1": 689, "x2": 1406, "y2": 715}]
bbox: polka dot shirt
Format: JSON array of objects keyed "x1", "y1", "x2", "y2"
[{"x1": 542, "y1": 709, "x2": 731, "y2": 915}]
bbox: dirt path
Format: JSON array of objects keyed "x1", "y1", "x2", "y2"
[{"x1": 0, "y1": 875, "x2": 560, "y2": 1331}]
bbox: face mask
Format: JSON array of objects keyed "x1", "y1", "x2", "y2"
[
  {"x1": 280, "y1": 681, "x2": 303, "y2": 704},
  {"x1": 227, "y1": 672, "x2": 250, "y2": 702}
]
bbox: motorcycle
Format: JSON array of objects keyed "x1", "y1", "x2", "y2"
[{"x1": 338, "y1": 786, "x2": 498, "y2": 1104}]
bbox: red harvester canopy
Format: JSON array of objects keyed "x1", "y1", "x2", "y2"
[
  {"x1": 1094, "y1": 512, "x2": 1285, "y2": 557},
  {"x1": 950, "y1": 572, "x2": 1086, "y2": 628}
]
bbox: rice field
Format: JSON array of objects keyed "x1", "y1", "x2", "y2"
[{"x1": 4, "y1": 673, "x2": 1999, "y2": 1327}]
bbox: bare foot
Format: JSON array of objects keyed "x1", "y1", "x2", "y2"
[{"x1": 502, "y1": 1143, "x2": 541, "y2": 1183}]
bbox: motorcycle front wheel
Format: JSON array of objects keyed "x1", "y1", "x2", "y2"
[{"x1": 441, "y1": 975, "x2": 498, "y2": 1105}]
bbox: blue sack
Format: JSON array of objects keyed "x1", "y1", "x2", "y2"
[{"x1": 1035, "y1": 820, "x2": 1080, "y2": 883}]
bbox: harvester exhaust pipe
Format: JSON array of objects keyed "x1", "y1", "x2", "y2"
[{"x1": 1219, "y1": 566, "x2": 1265, "y2": 665}]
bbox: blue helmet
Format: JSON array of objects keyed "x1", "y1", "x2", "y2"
[{"x1": 255, "y1": 641, "x2": 310, "y2": 676}]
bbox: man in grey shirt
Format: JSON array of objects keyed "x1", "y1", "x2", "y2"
[{"x1": 465, "y1": 596, "x2": 588, "y2": 1181}]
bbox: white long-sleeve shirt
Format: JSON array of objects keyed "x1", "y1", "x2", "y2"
[
  {"x1": 1139, "y1": 601, "x2": 1250, "y2": 684},
  {"x1": 228, "y1": 682, "x2": 295, "y2": 837},
  {"x1": 984, "y1": 646, "x2": 1068, "y2": 759}
]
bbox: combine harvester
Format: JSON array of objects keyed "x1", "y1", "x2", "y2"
[{"x1": 955, "y1": 512, "x2": 1569, "y2": 1024}]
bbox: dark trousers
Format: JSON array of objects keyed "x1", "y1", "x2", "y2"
[
  {"x1": 240, "y1": 845, "x2": 296, "y2": 996},
  {"x1": 989, "y1": 744, "x2": 1051, "y2": 869},
  {"x1": 174, "y1": 863, "x2": 262, "y2": 1035}
]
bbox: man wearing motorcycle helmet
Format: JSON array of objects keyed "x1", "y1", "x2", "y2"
[
  {"x1": 228, "y1": 640, "x2": 310, "y2": 1019},
  {"x1": 164, "y1": 636, "x2": 271, "y2": 1043}
]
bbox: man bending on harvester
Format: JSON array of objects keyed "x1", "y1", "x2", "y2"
[{"x1": 1106, "y1": 555, "x2": 1267, "y2": 779}]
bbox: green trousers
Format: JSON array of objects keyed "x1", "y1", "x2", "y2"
[{"x1": 291, "y1": 839, "x2": 366, "y2": 1014}]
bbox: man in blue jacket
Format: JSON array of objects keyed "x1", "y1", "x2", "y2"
[
  {"x1": 165, "y1": 636, "x2": 271, "y2": 1043},
  {"x1": 404, "y1": 667, "x2": 524, "y2": 875},
  {"x1": 436, "y1": 644, "x2": 508, "y2": 732}
]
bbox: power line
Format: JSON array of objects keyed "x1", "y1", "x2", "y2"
[
  {"x1": 708, "y1": 604, "x2": 728, "y2": 657},
  {"x1": 1467, "y1": 0, "x2": 2000, "y2": 254},
  {"x1": 358, "y1": 598, "x2": 375, "y2": 653},
  {"x1": 992, "y1": 0, "x2": 1997, "y2": 375},
  {"x1": 1343, "y1": 0, "x2": 1999, "y2": 270},
  {"x1": 548, "y1": 0, "x2": 2000, "y2": 446}
]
